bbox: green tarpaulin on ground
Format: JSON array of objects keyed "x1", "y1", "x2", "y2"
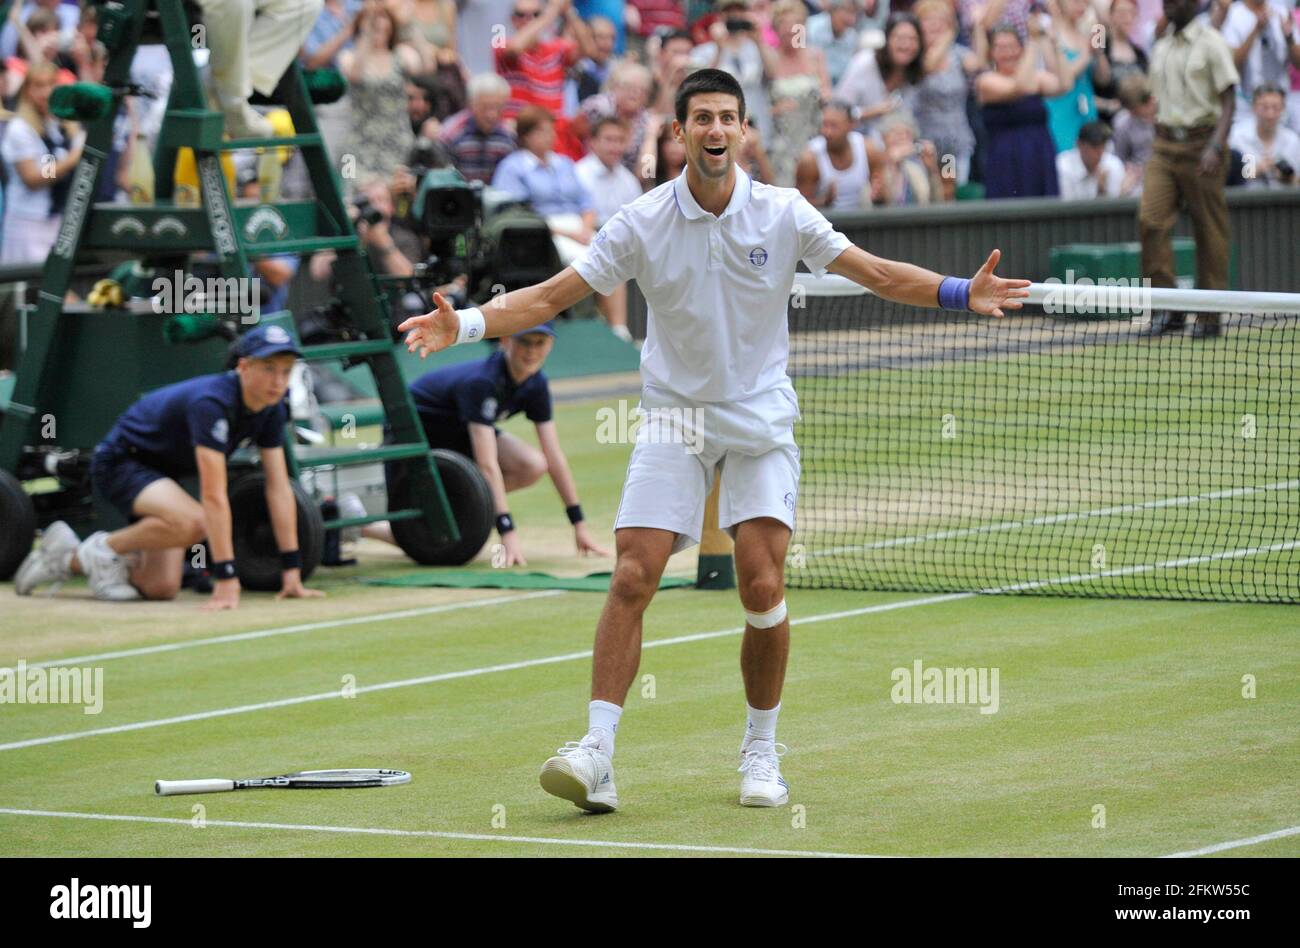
[{"x1": 362, "y1": 570, "x2": 693, "y2": 592}]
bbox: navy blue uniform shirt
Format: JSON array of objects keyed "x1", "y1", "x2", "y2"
[
  {"x1": 410, "y1": 349, "x2": 552, "y2": 433},
  {"x1": 104, "y1": 372, "x2": 288, "y2": 477}
]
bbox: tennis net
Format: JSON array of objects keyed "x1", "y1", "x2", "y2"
[{"x1": 785, "y1": 274, "x2": 1300, "y2": 602}]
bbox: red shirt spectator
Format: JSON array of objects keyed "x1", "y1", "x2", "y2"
[
  {"x1": 495, "y1": 36, "x2": 578, "y2": 118},
  {"x1": 629, "y1": 0, "x2": 686, "y2": 38}
]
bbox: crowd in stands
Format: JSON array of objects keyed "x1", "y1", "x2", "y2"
[{"x1": 1, "y1": 0, "x2": 1300, "y2": 338}]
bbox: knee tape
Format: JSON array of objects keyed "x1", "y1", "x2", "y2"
[{"x1": 745, "y1": 599, "x2": 787, "y2": 629}]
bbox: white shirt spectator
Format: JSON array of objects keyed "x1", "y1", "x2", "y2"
[
  {"x1": 1056, "y1": 148, "x2": 1125, "y2": 199},
  {"x1": 571, "y1": 167, "x2": 852, "y2": 403},
  {"x1": 1221, "y1": 2, "x2": 1294, "y2": 116},
  {"x1": 807, "y1": 11, "x2": 860, "y2": 88},
  {"x1": 807, "y1": 131, "x2": 872, "y2": 211},
  {"x1": 690, "y1": 39, "x2": 772, "y2": 138},
  {"x1": 1229, "y1": 120, "x2": 1300, "y2": 187},
  {"x1": 575, "y1": 151, "x2": 643, "y2": 225}
]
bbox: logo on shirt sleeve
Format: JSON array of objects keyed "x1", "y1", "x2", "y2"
[
  {"x1": 749, "y1": 247, "x2": 768, "y2": 267},
  {"x1": 211, "y1": 418, "x2": 229, "y2": 445},
  {"x1": 482, "y1": 397, "x2": 498, "y2": 421}
]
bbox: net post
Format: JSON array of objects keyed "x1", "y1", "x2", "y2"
[{"x1": 696, "y1": 469, "x2": 735, "y2": 589}]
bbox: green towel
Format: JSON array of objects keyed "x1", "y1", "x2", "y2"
[{"x1": 362, "y1": 570, "x2": 695, "y2": 592}]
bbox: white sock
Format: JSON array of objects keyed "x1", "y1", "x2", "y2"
[
  {"x1": 588, "y1": 700, "x2": 622, "y2": 754},
  {"x1": 744, "y1": 702, "x2": 780, "y2": 747}
]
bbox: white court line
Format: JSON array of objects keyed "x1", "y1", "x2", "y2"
[
  {"x1": 4, "y1": 807, "x2": 1293, "y2": 858},
  {"x1": 979, "y1": 539, "x2": 1300, "y2": 594},
  {"x1": 3, "y1": 535, "x2": 1290, "y2": 754},
  {"x1": 1162, "y1": 825, "x2": 1300, "y2": 858},
  {"x1": 0, "y1": 593, "x2": 970, "y2": 753},
  {"x1": 1, "y1": 590, "x2": 567, "y2": 674},
  {"x1": 811, "y1": 480, "x2": 1300, "y2": 559},
  {"x1": 0, "y1": 808, "x2": 879, "y2": 858}
]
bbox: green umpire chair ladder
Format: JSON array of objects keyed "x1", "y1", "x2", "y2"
[{"x1": 0, "y1": 0, "x2": 458, "y2": 545}]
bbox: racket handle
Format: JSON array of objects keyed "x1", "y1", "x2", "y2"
[{"x1": 155, "y1": 778, "x2": 235, "y2": 796}]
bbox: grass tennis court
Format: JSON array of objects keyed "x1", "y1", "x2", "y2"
[{"x1": 3, "y1": 386, "x2": 1297, "y2": 858}]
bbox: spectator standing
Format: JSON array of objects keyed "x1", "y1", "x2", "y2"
[
  {"x1": 302, "y1": 0, "x2": 362, "y2": 161},
  {"x1": 767, "y1": 0, "x2": 830, "y2": 186},
  {"x1": 1043, "y1": 0, "x2": 1099, "y2": 153},
  {"x1": 576, "y1": 117, "x2": 641, "y2": 340},
  {"x1": 339, "y1": 0, "x2": 422, "y2": 190},
  {"x1": 1220, "y1": 0, "x2": 1299, "y2": 127},
  {"x1": 579, "y1": 60, "x2": 655, "y2": 172},
  {"x1": 1056, "y1": 120, "x2": 1125, "y2": 198},
  {"x1": 1140, "y1": 0, "x2": 1238, "y2": 337},
  {"x1": 976, "y1": 20, "x2": 1065, "y2": 197},
  {"x1": 915, "y1": 0, "x2": 978, "y2": 189},
  {"x1": 1, "y1": 61, "x2": 84, "y2": 264},
  {"x1": 650, "y1": 28, "x2": 695, "y2": 117},
  {"x1": 1229, "y1": 84, "x2": 1300, "y2": 188},
  {"x1": 439, "y1": 72, "x2": 517, "y2": 184},
  {"x1": 574, "y1": 0, "x2": 626, "y2": 53},
  {"x1": 626, "y1": 0, "x2": 687, "y2": 62},
  {"x1": 835, "y1": 12, "x2": 925, "y2": 138},
  {"x1": 568, "y1": 14, "x2": 618, "y2": 107},
  {"x1": 495, "y1": 0, "x2": 592, "y2": 119},
  {"x1": 691, "y1": 0, "x2": 776, "y2": 137},
  {"x1": 807, "y1": 0, "x2": 862, "y2": 88},
  {"x1": 1092, "y1": 0, "x2": 1150, "y2": 121}
]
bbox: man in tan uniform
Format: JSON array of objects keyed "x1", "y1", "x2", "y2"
[{"x1": 1141, "y1": 0, "x2": 1240, "y2": 337}]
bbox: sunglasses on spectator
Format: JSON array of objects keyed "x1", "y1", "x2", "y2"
[{"x1": 513, "y1": 8, "x2": 541, "y2": 16}]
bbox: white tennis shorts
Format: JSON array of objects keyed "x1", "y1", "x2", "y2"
[{"x1": 614, "y1": 384, "x2": 802, "y2": 554}]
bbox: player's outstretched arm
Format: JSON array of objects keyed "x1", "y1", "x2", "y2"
[
  {"x1": 397, "y1": 267, "x2": 596, "y2": 358},
  {"x1": 826, "y1": 246, "x2": 1030, "y2": 318}
]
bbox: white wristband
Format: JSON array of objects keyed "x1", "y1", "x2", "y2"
[{"x1": 454, "y1": 307, "x2": 486, "y2": 346}]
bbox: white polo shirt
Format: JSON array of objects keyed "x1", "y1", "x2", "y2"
[{"x1": 571, "y1": 167, "x2": 853, "y2": 403}]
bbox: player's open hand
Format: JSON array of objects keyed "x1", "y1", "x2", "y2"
[
  {"x1": 969, "y1": 249, "x2": 1030, "y2": 318},
  {"x1": 277, "y1": 573, "x2": 325, "y2": 601},
  {"x1": 397, "y1": 291, "x2": 459, "y2": 358},
  {"x1": 574, "y1": 522, "x2": 611, "y2": 557}
]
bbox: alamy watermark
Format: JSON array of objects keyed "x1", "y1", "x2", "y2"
[
  {"x1": 596, "y1": 400, "x2": 706, "y2": 455},
  {"x1": 0, "y1": 660, "x2": 103, "y2": 715},
  {"x1": 891, "y1": 659, "x2": 999, "y2": 715},
  {"x1": 151, "y1": 269, "x2": 261, "y2": 325},
  {"x1": 1040, "y1": 270, "x2": 1154, "y2": 321}
]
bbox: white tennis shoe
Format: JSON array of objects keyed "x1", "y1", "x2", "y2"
[
  {"x1": 539, "y1": 733, "x2": 618, "y2": 813},
  {"x1": 739, "y1": 739, "x2": 790, "y2": 807},
  {"x1": 14, "y1": 520, "x2": 80, "y2": 595},
  {"x1": 77, "y1": 532, "x2": 140, "y2": 601}
]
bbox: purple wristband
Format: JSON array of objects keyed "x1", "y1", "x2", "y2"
[{"x1": 938, "y1": 277, "x2": 971, "y2": 311}]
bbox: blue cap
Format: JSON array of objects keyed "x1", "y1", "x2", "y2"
[
  {"x1": 513, "y1": 321, "x2": 556, "y2": 339},
  {"x1": 238, "y1": 324, "x2": 302, "y2": 359}
]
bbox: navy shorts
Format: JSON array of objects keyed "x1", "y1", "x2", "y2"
[{"x1": 90, "y1": 441, "x2": 169, "y2": 521}]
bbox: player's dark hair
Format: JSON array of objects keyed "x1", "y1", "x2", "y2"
[{"x1": 675, "y1": 68, "x2": 746, "y2": 126}]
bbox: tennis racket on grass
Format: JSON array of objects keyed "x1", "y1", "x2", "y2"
[{"x1": 155, "y1": 768, "x2": 411, "y2": 796}]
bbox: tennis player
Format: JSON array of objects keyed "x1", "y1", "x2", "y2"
[{"x1": 398, "y1": 68, "x2": 1029, "y2": 812}]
